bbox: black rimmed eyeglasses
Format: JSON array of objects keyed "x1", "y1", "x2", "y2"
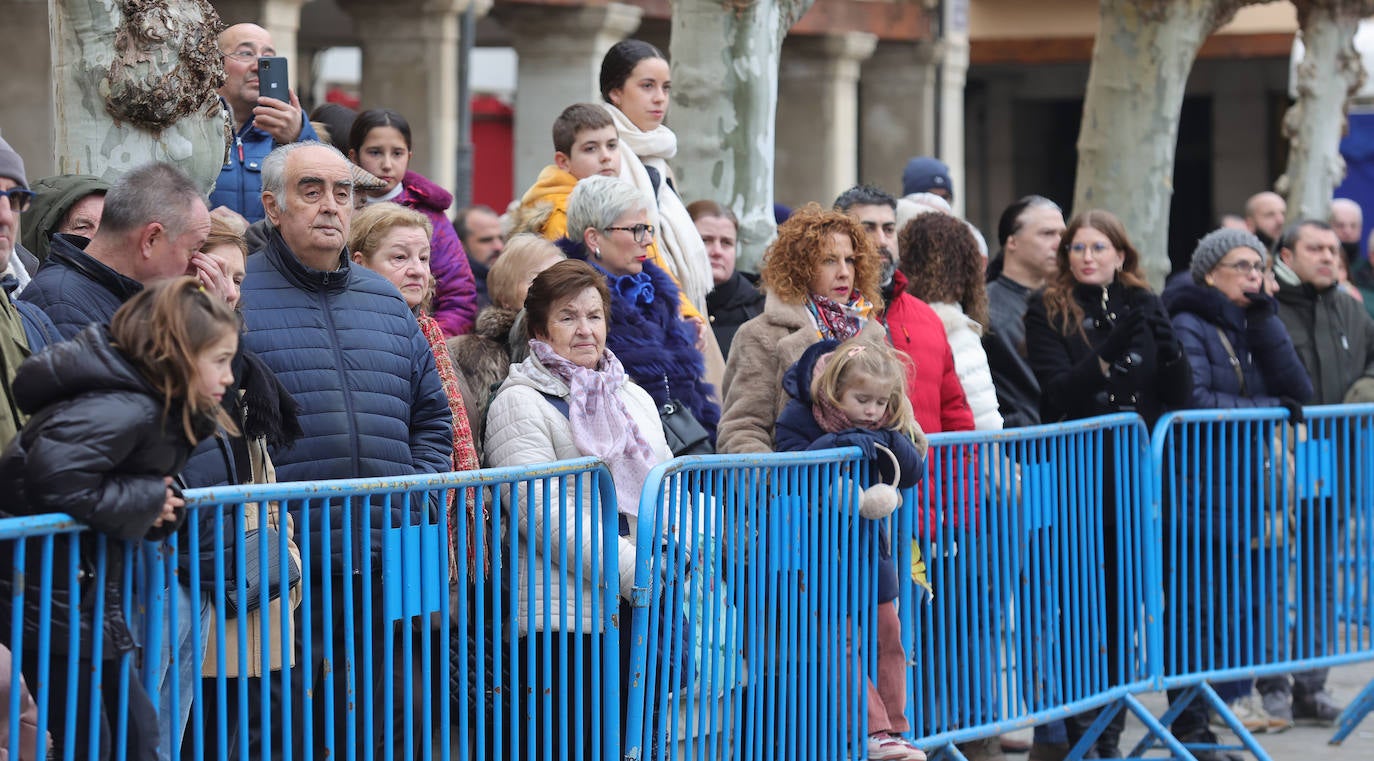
[{"x1": 605, "y1": 223, "x2": 655, "y2": 244}]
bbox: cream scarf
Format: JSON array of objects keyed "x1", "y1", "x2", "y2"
[{"x1": 602, "y1": 103, "x2": 713, "y2": 311}]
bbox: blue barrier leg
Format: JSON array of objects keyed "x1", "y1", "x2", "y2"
[
  {"x1": 1190, "y1": 682, "x2": 1271, "y2": 760},
  {"x1": 1331, "y1": 675, "x2": 1374, "y2": 744},
  {"x1": 928, "y1": 741, "x2": 970, "y2": 761},
  {"x1": 1065, "y1": 701, "x2": 1125, "y2": 761},
  {"x1": 1117, "y1": 694, "x2": 1199, "y2": 760}
]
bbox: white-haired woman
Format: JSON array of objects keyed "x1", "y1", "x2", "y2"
[{"x1": 556, "y1": 175, "x2": 719, "y2": 446}]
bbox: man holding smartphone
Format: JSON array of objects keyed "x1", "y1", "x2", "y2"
[{"x1": 210, "y1": 23, "x2": 320, "y2": 224}]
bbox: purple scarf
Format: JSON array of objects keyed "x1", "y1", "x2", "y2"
[{"x1": 529, "y1": 339, "x2": 659, "y2": 515}]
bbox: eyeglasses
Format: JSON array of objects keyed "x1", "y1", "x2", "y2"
[
  {"x1": 0, "y1": 187, "x2": 34, "y2": 213},
  {"x1": 605, "y1": 223, "x2": 655, "y2": 244},
  {"x1": 1069, "y1": 241, "x2": 1114, "y2": 256},
  {"x1": 221, "y1": 50, "x2": 263, "y2": 62},
  {"x1": 1217, "y1": 260, "x2": 1265, "y2": 275}
]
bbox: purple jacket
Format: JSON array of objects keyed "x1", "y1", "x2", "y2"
[{"x1": 396, "y1": 171, "x2": 478, "y2": 336}]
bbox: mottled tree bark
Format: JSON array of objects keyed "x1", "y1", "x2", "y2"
[
  {"x1": 1074, "y1": 0, "x2": 1259, "y2": 288},
  {"x1": 668, "y1": 0, "x2": 815, "y2": 272},
  {"x1": 1280, "y1": 0, "x2": 1374, "y2": 223},
  {"x1": 50, "y1": 0, "x2": 228, "y2": 193}
]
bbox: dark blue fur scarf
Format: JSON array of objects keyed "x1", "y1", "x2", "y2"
[{"x1": 555, "y1": 237, "x2": 720, "y2": 435}]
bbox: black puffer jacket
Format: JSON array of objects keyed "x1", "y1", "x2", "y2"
[{"x1": 0, "y1": 325, "x2": 210, "y2": 659}]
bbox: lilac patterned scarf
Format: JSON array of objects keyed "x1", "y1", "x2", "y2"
[{"x1": 529, "y1": 339, "x2": 659, "y2": 514}]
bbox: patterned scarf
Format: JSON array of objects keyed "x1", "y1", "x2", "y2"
[
  {"x1": 807, "y1": 293, "x2": 871, "y2": 341},
  {"x1": 529, "y1": 339, "x2": 659, "y2": 515}
]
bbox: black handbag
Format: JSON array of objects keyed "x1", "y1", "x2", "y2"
[
  {"x1": 657, "y1": 374, "x2": 714, "y2": 457},
  {"x1": 222, "y1": 525, "x2": 301, "y2": 617},
  {"x1": 659, "y1": 399, "x2": 713, "y2": 456}
]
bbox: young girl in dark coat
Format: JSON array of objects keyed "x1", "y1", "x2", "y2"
[
  {"x1": 0, "y1": 277, "x2": 240, "y2": 761},
  {"x1": 775, "y1": 337, "x2": 928, "y2": 761}
]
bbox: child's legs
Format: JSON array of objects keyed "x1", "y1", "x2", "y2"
[{"x1": 875, "y1": 600, "x2": 910, "y2": 734}]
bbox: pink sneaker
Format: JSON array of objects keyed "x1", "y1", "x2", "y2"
[{"x1": 868, "y1": 734, "x2": 928, "y2": 761}]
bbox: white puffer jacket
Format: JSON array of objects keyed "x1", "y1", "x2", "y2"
[
  {"x1": 930, "y1": 302, "x2": 1004, "y2": 431},
  {"x1": 484, "y1": 352, "x2": 672, "y2": 634}
]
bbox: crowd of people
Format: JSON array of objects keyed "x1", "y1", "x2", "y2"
[{"x1": 0, "y1": 21, "x2": 1372, "y2": 761}]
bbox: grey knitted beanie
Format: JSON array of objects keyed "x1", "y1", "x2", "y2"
[
  {"x1": 0, "y1": 136, "x2": 27, "y2": 189},
  {"x1": 1190, "y1": 227, "x2": 1266, "y2": 285}
]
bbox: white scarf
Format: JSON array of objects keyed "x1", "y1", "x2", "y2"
[{"x1": 602, "y1": 103, "x2": 713, "y2": 311}]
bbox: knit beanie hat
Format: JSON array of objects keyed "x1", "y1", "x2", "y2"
[
  {"x1": 1190, "y1": 227, "x2": 1266, "y2": 285},
  {"x1": 901, "y1": 156, "x2": 951, "y2": 197},
  {"x1": 0, "y1": 136, "x2": 27, "y2": 189}
]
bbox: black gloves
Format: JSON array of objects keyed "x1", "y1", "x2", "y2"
[
  {"x1": 1277, "y1": 396, "x2": 1305, "y2": 424},
  {"x1": 1145, "y1": 309, "x2": 1183, "y2": 363},
  {"x1": 1095, "y1": 309, "x2": 1144, "y2": 363},
  {"x1": 1243, "y1": 290, "x2": 1276, "y2": 318}
]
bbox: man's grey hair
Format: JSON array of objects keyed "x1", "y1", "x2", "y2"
[
  {"x1": 566, "y1": 175, "x2": 649, "y2": 236},
  {"x1": 99, "y1": 162, "x2": 202, "y2": 236},
  {"x1": 834, "y1": 184, "x2": 896, "y2": 213},
  {"x1": 1330, "y1": 197, "x2": 1362, "y2": 223},
  {"x1": 261, "y1": 140, "x2": 351, "y2": 199}
]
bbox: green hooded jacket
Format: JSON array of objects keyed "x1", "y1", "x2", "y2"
[{"x1": 19, "y1": 174, "x2": 110, "y2": 263}]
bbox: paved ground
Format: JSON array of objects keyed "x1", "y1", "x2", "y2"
[{"x1": 997, "y1": 658, "x2": 1374, "y2": 759}]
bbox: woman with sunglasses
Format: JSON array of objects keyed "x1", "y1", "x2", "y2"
[
  {"x1": 555, "y1": 175, "x2": 719, "y2": 442},
  {"x1": 1023, "y1": 208, "x2": 1192, "y2": 759}
]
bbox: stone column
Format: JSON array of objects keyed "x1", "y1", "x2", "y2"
[
  {"x1": 938, "y1": 32, "x2": 970, "y2": 216},
  {"x1": 212, "y1": 0, "x2": 312, "y2": 72},
  {"x1": 1210, "y1": 60, "x2": 1271, "y2": 218},
  {"x1": 859, "y1": 40, "x2": 940, "y2": 195},
  {"x1": 775, "y1": 32, "x2": 878, "y2": 208},
  {"x1": 497, "y1": 2, "x2": 643, "y2": 195},
  {"x1": 338, "y1": 0, "x2": 482, "y2": 194},
  {"x1": 0, "y1": 0, "x2": 54, "y2": 178}
]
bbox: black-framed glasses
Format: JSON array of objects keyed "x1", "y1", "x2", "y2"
[
  {"x1": 0, "y1": 187, "x2": 34, "y2": 213},
  {"x1": 605, "y1": 223, "x2": 655, "y2": 244},
  {"x1": 1217, "y1": 260, "x2": 1265, "y2": 275}
]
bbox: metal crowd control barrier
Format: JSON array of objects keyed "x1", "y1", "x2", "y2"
[
  {"x1": 900, "y1": 414, "x2": 1190, "y2": 759},
  {"x1": 1, "y1": 458, "x2": 621, "y2": 761},
  {"x1": 622, "y1": 448, "x2": 875, "y2": 761},
  {"x1": 1148, "y1": 404, "x2": 1374, "y2": 756}
]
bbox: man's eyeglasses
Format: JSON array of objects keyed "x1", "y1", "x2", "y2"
[
  {"x1": 605, "y1": 223, "x2": 655, "y2": 244},
  {"x1": 222, "y1": 50, "x2": 263, "y2": 61},
  {"x1": 0, "y1": 187, "x2": 34, "y2": 213},
  {"x1": 1217, "y1": 260, "x2": 1265, "y2": 275}
]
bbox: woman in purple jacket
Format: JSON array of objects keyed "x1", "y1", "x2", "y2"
[{"x1": 349, "y1": 108, "x2": 479, "y2": 335}]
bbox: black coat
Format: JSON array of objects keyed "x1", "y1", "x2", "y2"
[
  {"x1": 706, "y1": 271, "x2": 765, "y2": 360},
  {"x1": 0, "y1": 325, "x2": 210, "y2": 658},
  {"x1": 1024, "y1": 279, "x2": 1193, "y2": 429}
]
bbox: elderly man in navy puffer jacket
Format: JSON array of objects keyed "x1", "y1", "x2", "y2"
[{"x1": 238, "y1": 140, "x2": 452, "y2": 760}]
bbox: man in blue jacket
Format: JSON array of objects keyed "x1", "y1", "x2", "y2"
[
  {"x1": 238, "y1": 140, "x2": 452, "y2": 759},
  {"x1": 210, "y1": 23, "x2": 319, "y2": 222}
]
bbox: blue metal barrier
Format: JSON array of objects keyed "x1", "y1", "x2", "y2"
[
  {"x1": 7, "y1": 410, "x2": 1374, "y2": 761},
  {"x1": 901, "y1": 414, "x2": 1186, "y2": 760},
  {"x1": 622, "y1": 448, "x2": 874, "y2": 761},
  {"x1": 1147, "y1": 404, "x2": 1374, "y2": 756}
]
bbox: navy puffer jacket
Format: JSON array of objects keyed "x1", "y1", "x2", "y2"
[
  {"x1": 238, "y1": 231, "x2": 453, "y2": 572},
  {"x1": 1162, "y1": 280, "x2": 1313, "y2": 409}
]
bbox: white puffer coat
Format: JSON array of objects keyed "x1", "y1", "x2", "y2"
[
  {"x1": 929, "y1": 302, "x2": 1004, "y2": 431},
  {"x1": 484, "y1": 352, "x2": 672, "y2": 634}
]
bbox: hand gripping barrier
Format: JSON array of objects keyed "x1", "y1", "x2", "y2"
[{"x1": 622, "y1": 448, "x2": 876, "y2": 761}]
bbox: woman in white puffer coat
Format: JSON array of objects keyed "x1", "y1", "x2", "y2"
[{"x1": 897, "y1": 212, "x2": 1004, "y2": 431}]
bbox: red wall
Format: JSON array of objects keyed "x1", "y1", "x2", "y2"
[{"x1": 471, "y1": 95, "x2": 514, "y2": 210}]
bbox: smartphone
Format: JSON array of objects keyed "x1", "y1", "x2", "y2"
[{"x1": 257, "y1": 56, "x2": 289, "y2": 104}]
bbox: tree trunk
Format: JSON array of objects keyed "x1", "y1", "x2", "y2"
[
  {"x1": 1280, "y1": 0, "x2": 1373, "y2": 223},
  {"x1": 50, "y1": 0, "x2": 228, "y2": 194},
  {"x1": 669, "y1": 0, "x2": 815, "y2": 273},
  {"x1": 1073, "y1": 0, "x2": 1257, "y2": 288}
]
